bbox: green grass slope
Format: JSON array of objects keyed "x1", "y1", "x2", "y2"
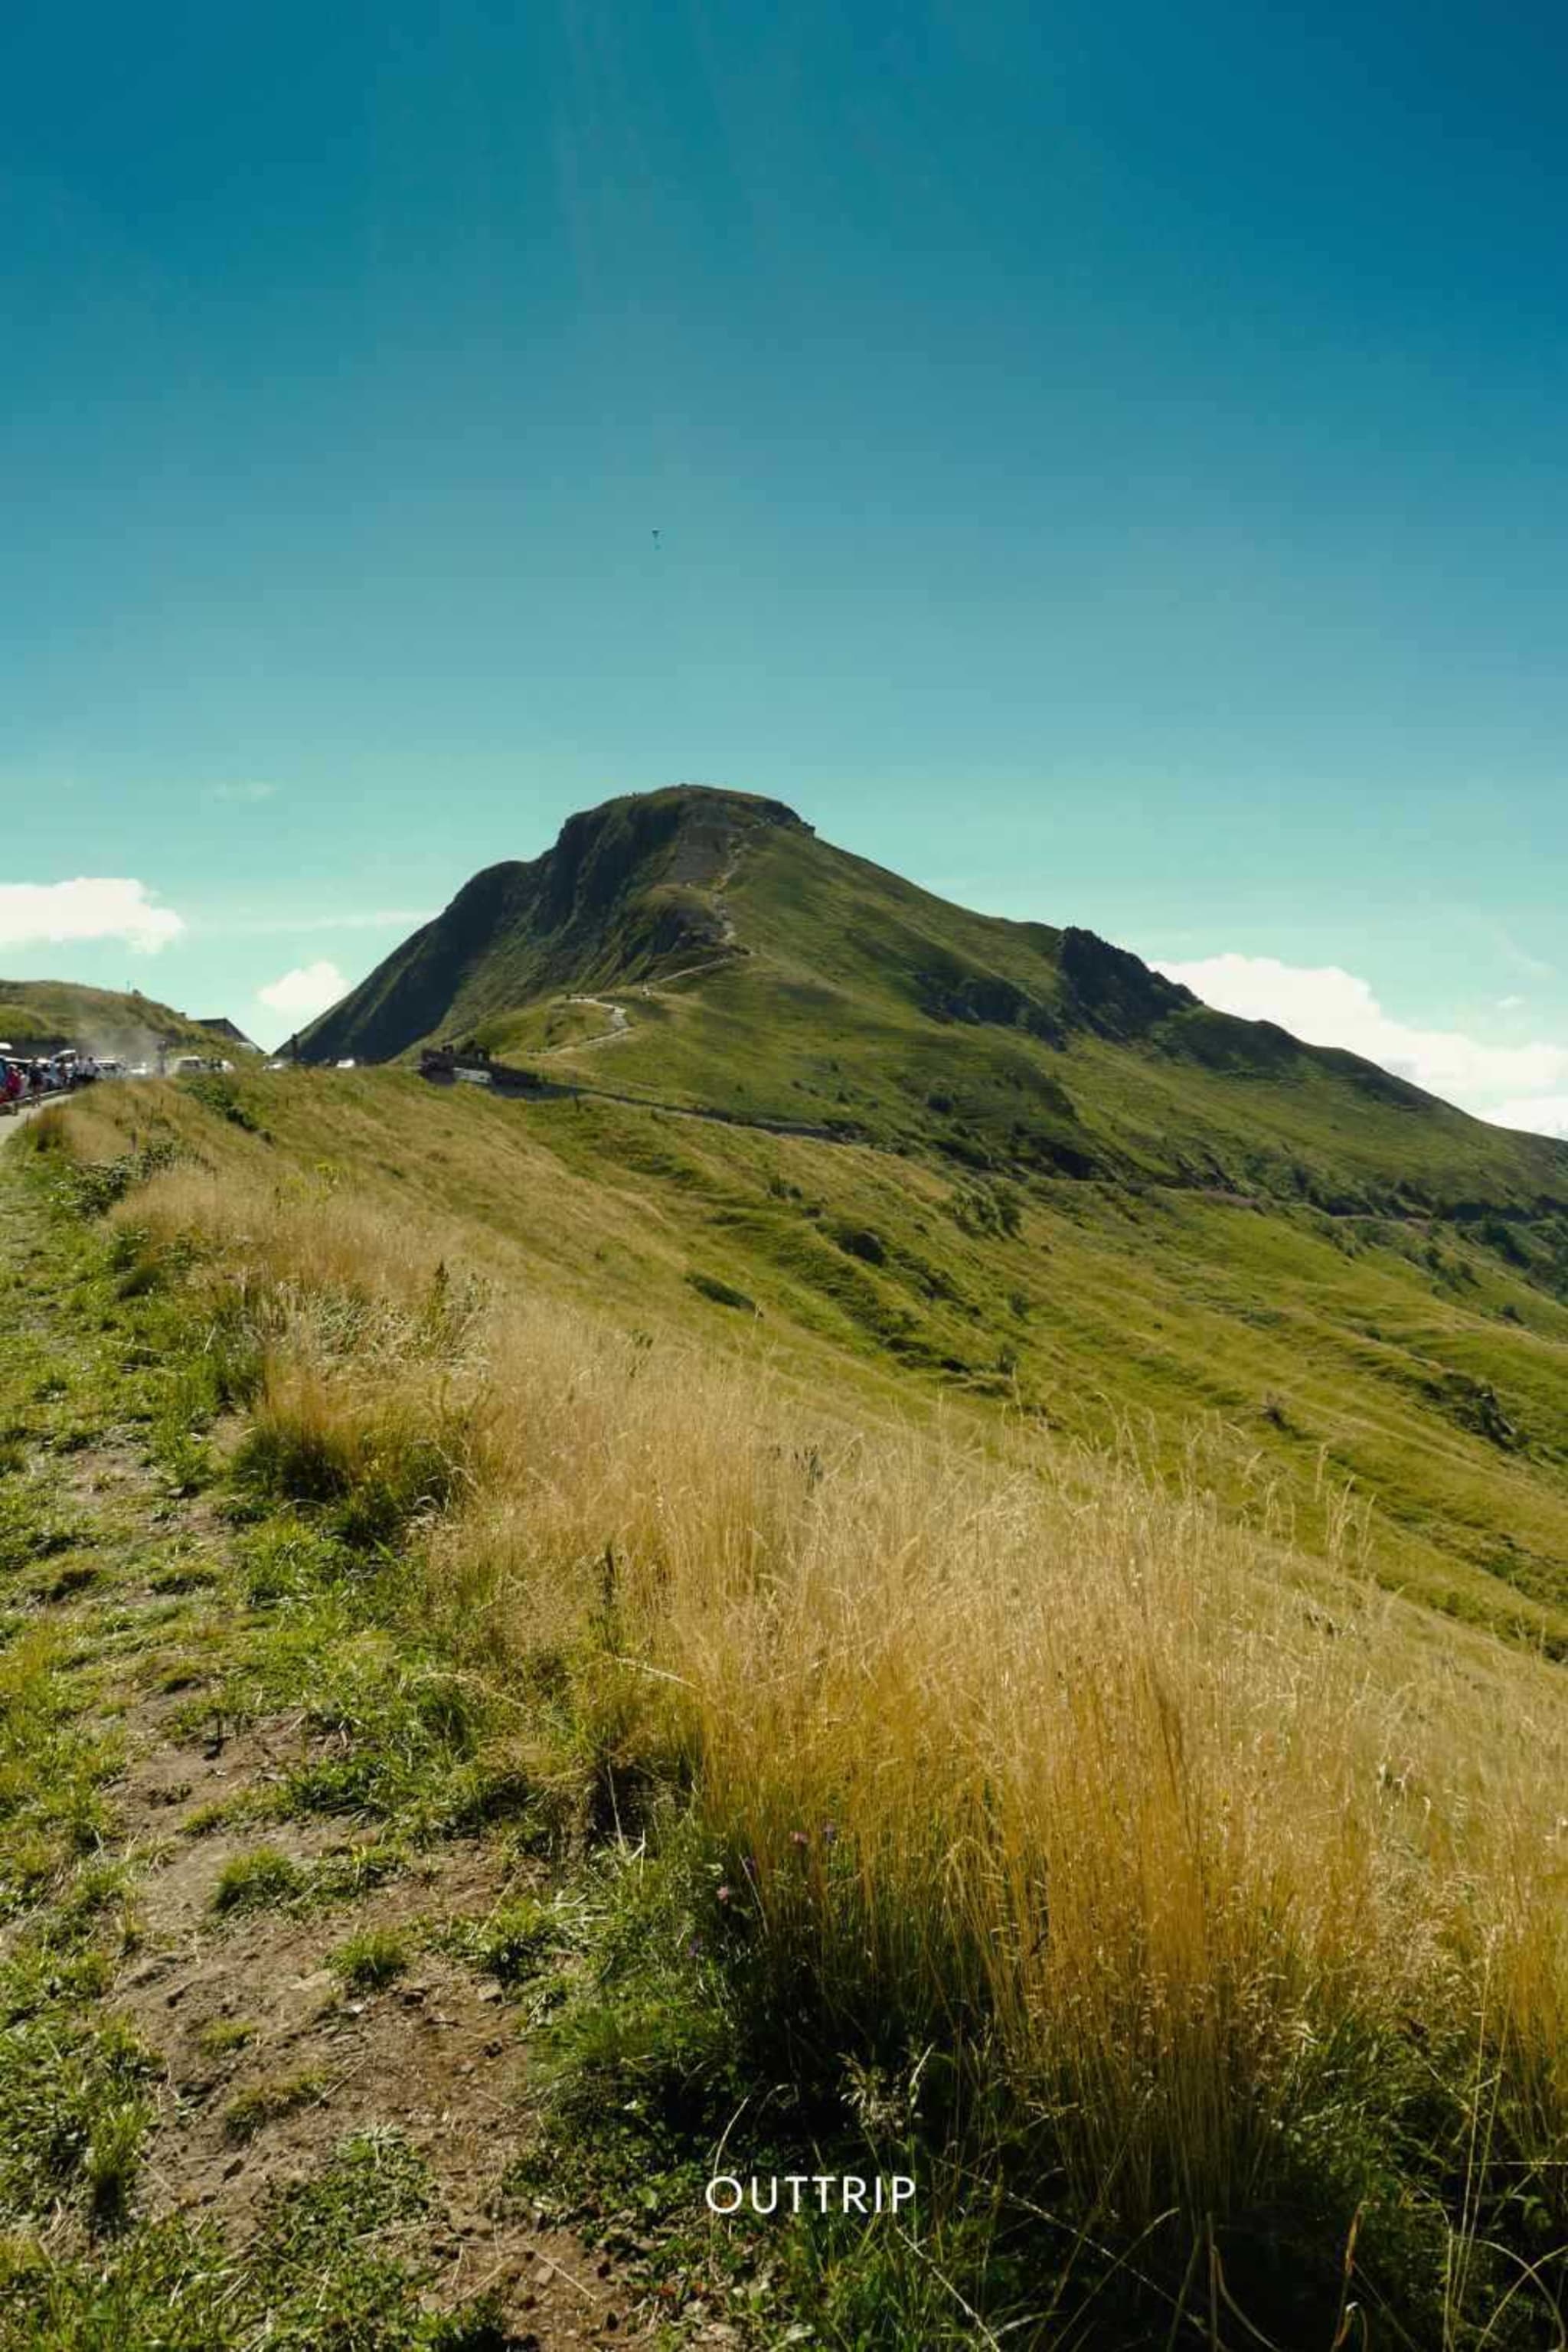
[
  {"x1": 0, "y1": 978, "x2": 237, "y2": 1060},
  {"x1": 19, "y1": 1058, "x2": 1568, "y2": 2347},
  {"x1": 92, "y1": 1064, "x2": 1568, "y2": 1656}
]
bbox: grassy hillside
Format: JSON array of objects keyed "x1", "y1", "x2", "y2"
[
  {"x1": 0, "y1": 978, "x2": 240, "y2": 1060},
  {"x1": 8, "y1": 1071, "x2": 1566, "y2": 2346},
  {"x1": 61, "y1": 1062, "x2": 1568, "y2": 1660},
  {"x1": 296, "y1": 787, "x2": 1568, "y2": 1223},
  {"x1": 279, "y1": 789, "x2": 1568, "y2": 1657}
]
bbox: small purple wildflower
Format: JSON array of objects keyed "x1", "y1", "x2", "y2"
[
  {"x1": 822, "y1": 1821, "x2": 838, "y2": 1844},
  {"x1": 790, "y1": 1829, "x2": 809, "y2": 1849},
  {"x1": 687, "y1": 1936, "x2": 704, "y2": 1959},
  {"x1": 742, "y1": 1854, "x2": 759, "y2": 1879}
]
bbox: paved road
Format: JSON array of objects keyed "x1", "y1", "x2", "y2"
[{"x1": 0, "y1": 1101, "x2": 46, "y2": 1145}]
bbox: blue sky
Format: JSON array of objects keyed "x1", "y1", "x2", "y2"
[{"x1": 4, "y1": 0, "x2": 1567, "y2": 1121}]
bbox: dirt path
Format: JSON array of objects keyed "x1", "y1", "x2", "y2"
[
  {"x1": 549, "y1": 938, "x2": 746, "y2": 1059},
  {"x1": 554, "y1": 995, "x2": 633, "y2": 1054},
  {"x1": 636, "y1": 952, "x2": 737, "y2": 991},
  {"x1": 0, "y1": 1166, "x2": 648, "y2": 2347}
]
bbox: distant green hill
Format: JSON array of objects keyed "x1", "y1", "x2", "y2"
[
  {"x1": 296, "y1": 785, "x2": 1568, "y2": 1218},
  {"x1": 0, "y1": 980, "x2": 237, "y2": 1061}
]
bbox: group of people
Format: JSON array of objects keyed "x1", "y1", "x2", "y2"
[{"x1": 1, "y1": 1050, "x2": 113, "y2": 1111}]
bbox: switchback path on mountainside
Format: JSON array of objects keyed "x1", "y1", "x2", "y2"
[
  {"x1": 552, "y1": 996, "x2": 632, "y2": 1052},
  {"x1": 0, "y1": 1152, "x2": 660, "y2": 2350}
]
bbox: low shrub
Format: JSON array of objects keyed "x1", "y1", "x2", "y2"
[{"x1": 684, "y1": 1271, "x2": 757, "y2": 1312}]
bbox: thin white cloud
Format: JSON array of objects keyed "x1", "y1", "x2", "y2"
[
  {"x1": 256, "y1": 960, "x2": 348, "y2": 1022},
  {"x1": 209, "y1": 782, "x2": 278, "y2": 805},
  {"x1": 1498, "y1": 995, "x2": 1526, "y2": 1011},
  {"x1": 1152, "y1": 952, "x2": 1568, "y2": 1138},
  {"x1": 1489, "y1": 1094, "x2": 1568, "y2": 1139},
  {"x1": 0, "y1": 877, "x2": 184, "y2": 955}
]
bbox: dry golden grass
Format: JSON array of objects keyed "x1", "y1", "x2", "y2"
[{"x1": 110, "y1": 1142, "x2": 1568, "y2": 2265}]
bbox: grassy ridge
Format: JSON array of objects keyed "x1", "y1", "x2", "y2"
[
  {"x1": 0, "y1": 979, "x2": 237, "y2": 1060},
  {"x1": 532, "y1": 813, "x2": 1568, "y2": 1211},
  {"x1": 17, "y1": 1072, "x2": 1568, "y2": 2344}
]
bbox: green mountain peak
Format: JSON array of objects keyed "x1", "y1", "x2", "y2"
[{"x1": 296, "y1": 788, "x2": 1568, "y2": 1219}]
